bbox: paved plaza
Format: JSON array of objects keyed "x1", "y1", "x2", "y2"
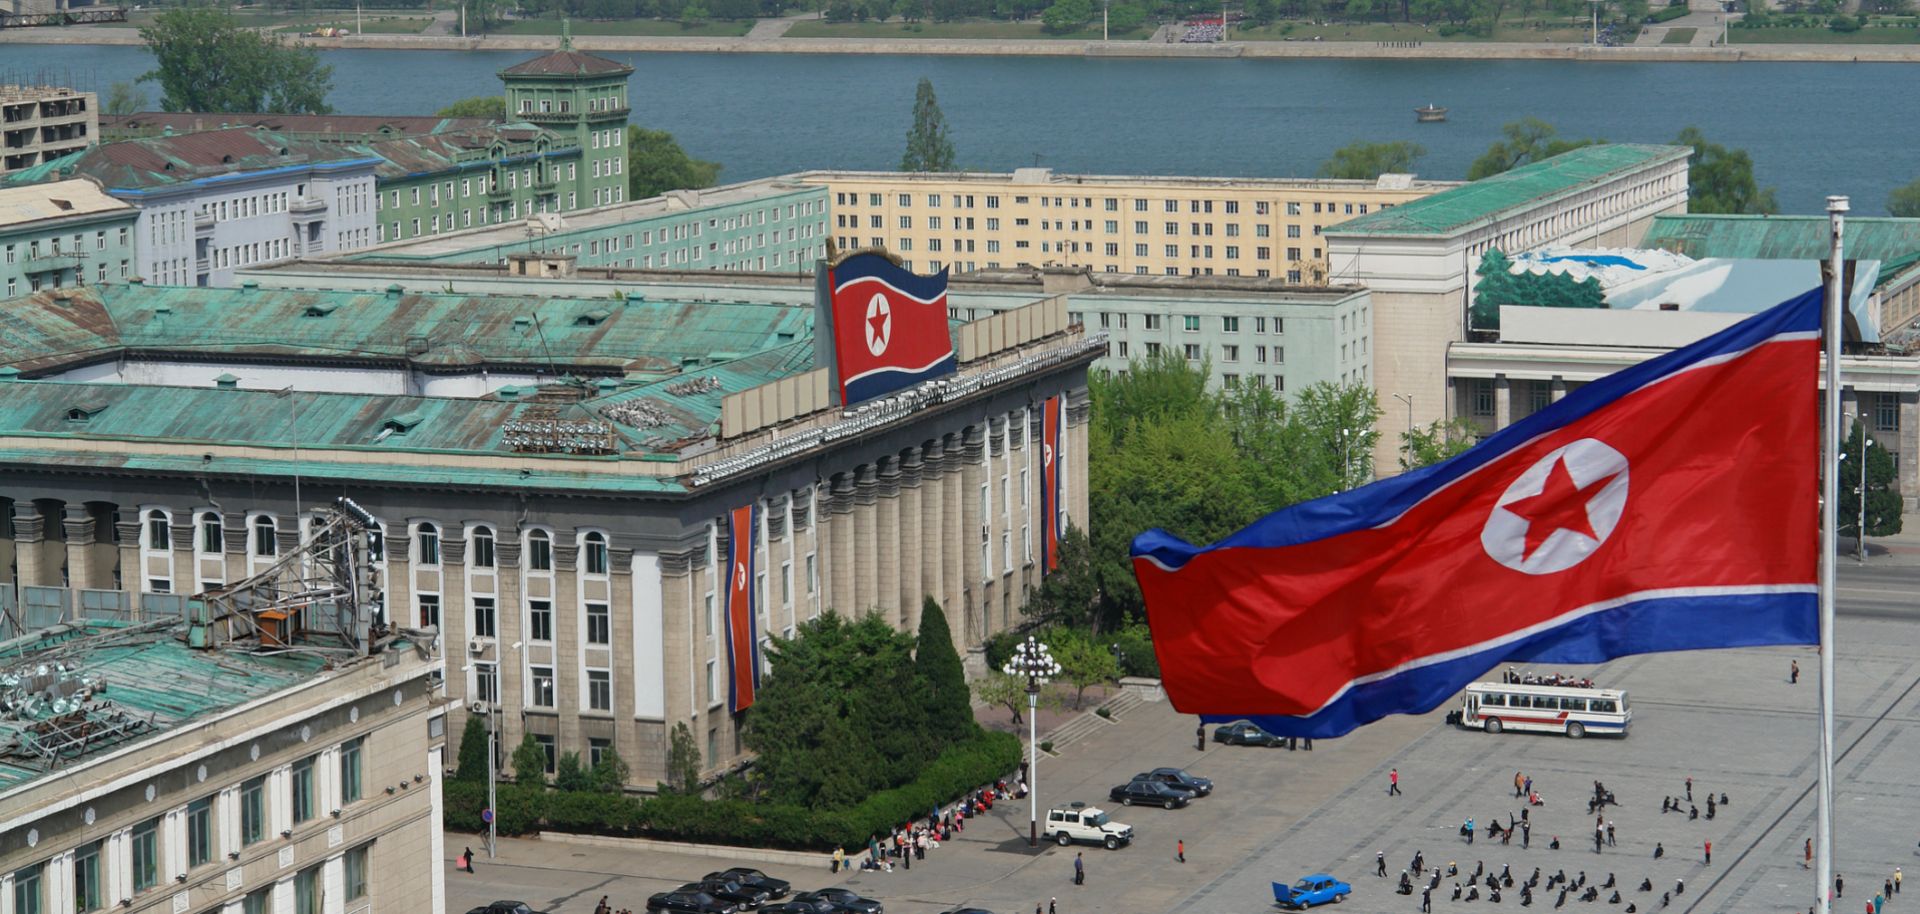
[{"x1": 445, "y1": 563, "x2": 1920, "y2": 914}]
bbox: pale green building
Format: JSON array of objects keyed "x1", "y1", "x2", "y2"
[{"x1": 0, "y1": 178, "x2": 138, "y2": 297}]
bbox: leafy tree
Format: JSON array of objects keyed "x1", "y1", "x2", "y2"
[
  {"x1": 1318, "y1": 140, "x2": 1426, "y2": 180},
  {"x1": 554, "y1": 751, "x2": 592, "y2": 792},
  {"x1": 138, "y1": 8, "x2": 334, "y2": 114},
  {"x1": 1839, "y1": 422, "x2": 1904, "y2": 539},
  {"x1": 916, "y1": 598, "x2": 976, "y2": 742},
  {"x1": 510, "y1": 733, "x2": 549, "y2": 786},
  {"x1": 1041, "y1": 0, "x2": 1094, "y2": 29},
  {"x1": 900, "y1": 77, "x2": 956, "y2": 172},
  {"x1": 589, "y1": 749, "x2": 631, "y2": 793},
  {"x1": 662, "y1": 721, "x2": 702, "y2": 795},
  {"x1": 972, "y1": 669, "x2": 1034, "y2": 724},
  {"x1": 1022, "y1": 527, "x2": 1103, "y2": 631},
  {"x1": 1049, "y1": 628, "x2": 1120, "y2": 709},
  {"x1": 104, "y1": 81, "x2": 147, "y2": 116},
  {"x1": 682, "y1": 0, "x2": 713, "y2": 21},
  {"x1": 1888, "y1": 178, "x2": 1920, "y2": 218},
  {"x1": 1467, "y1": 118, "x2": 1600, "y2": 180},
  {"x1": 1676, "y1": 126, "x2": 1778, "y2": 215},
  {"x1": 627, "y1": 126, "x2": 723, "y2": 200},
  {"x1": 1292, "y1": 381, "x2": 1384, "y2": 492},
  {"x1": 437, "y1": 95, "x2": 507, "y2": 118},
  {"x1": 1401, "y1": 417, "x2": 1481, "y2": 470},
  {"x1": 455, "y1": 714, "x2": 491, "y2": 782},
  {"x1": 1106, "y1": 2, "x2": 1147, "y2": 30}
]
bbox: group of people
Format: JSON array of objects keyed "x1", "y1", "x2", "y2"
[
  {"x1": 1180, "y1": 22, "x2": 1224, "y2": 41},
  {"x1": 1502, "y1": 668, "x2": 1598, "y2": 689},
  {"x1": 832, "y1": 777, "x2": 1029, "y2": 875},
  {"x1": 591, "y1": 897, "x2": 634, "y2": 914},
  {"x1": 1396, "y1": 855, "x2": 1689, "y2": 911},
  {"x1": 1659, "y1": 776, "x2": 1728, "y2": 822},
  {"x1": 1823, "y1": 868, "x2": 1903, "y2": 914}
]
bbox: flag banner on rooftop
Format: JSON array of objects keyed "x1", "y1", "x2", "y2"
[
  {"x1": 826, "y1": 252, "x2": 958, "y2": 406},
  {"x1": 724, "y1": 504, "x2": 761, "y2": 714},
  {"x1": 1131, "y1": 289, "x2": 1823, "y2": 739},
  {"x1": 1042, "y1": 394, "x2": 1064, "y2": 574}
]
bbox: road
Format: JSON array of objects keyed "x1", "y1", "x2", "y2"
[{"x1": 445, "y1": 559, "x2": 1920, "y2": 914}]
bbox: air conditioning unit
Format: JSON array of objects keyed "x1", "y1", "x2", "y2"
[
  {"x1": 469, "y1": 701, "x2": 489, "y2": 715},
  {"x1": 467, "y1": 639, "x2": 488, "y2": 656}
]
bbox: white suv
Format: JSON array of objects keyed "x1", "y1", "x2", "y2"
[{"x1": 1045, "y1": 802, "x2": 1133, "y2": 849}]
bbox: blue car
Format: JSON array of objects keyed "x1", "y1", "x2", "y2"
[{"x1": 1272, "y1": 874, "x2": 1351, "y2": 909}]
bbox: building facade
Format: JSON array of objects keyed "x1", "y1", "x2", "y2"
[
  {"x1": 807, "y1": 168, "x2": 1454, "y2": 281},
  {"x1": 0, "y1": 618, "x2": 445, "y2": 914},
  {"x1": 0, "y1": 179, "x2": 137, "y2": 296},
  {"x1": 0, "y1": 279, "x2": 1095, "y2": 787},
  {"x1": 1, "y1": 85, "x2": 95, "y2": 178},
  {"x1": 497, "y1": 42, "x2": 630, "y2": 212}
]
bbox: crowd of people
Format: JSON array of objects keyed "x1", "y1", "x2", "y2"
[
  {"x1": 1180, "y1": 21, "x2": 1224, "y2": 42},
  {"x1": 832, "y1": 776, "x2": 1028, "y2": 875},
  {"x1": 1501, "y1": 668, "x2": 1598, "y2": 689}
]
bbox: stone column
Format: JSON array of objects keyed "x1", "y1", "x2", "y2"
[
  {"x1": 1493, "y1": 374, "x2": 1512, "y2": 432},
  {"x1": 1549, "y1": 375, "x2": 1567, "y2": 403},
  {"x1": 941, "y1": 433, "x2": 965, "y2": 641},
  {"x1": 550, "y1": 539, "x2": 583, "y2": 762},
  {"x1": 959, "y1": 424, "x2": 987, "y2": 647},
  {"x1": 62, "y1": 505, "x2": 99, "y2": 592},
  {"x1": 920, "y1": 442, "x2": 946, "y2": 621},
  {"x1": 169, "y1": 518, "x2": 193, "y2": 596},
  {"x1": 1901, "y1": 391, "x2": 1919, "y2": 512},
  {"x1": 853, "y1": 463, "x2": 879, "y2": 617},
  {"x1": 828, "y1": 473, "x2": 856, "y2": 616},
  {"x1": 875, "y1": 457, "x2": 902, "y2": 629},
  {"x1": 1066, "y1": 389, "x2": 1092, "y2": 532},
  {"x1": 898, "y1": 450, "x2": 925, "y2": 633},
  {"x1": 653, "y1": 546, "x2": 695, "y2": 785},
  {"x1": 222, "y1": 513, "x2": 250, "y2": 586},
  {"x1": 113, "y1": 510, "x2": 141, "y2": 593},
  {"x1": 12, "y1": 506, "x2": 47, "y2": 588},
  {"x1": 493, "y1": 540, "x2": 526, "y2": 758}
]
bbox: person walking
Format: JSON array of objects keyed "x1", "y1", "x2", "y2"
[
  {"x1": 595, "y1": 897, "x2": 611, "y2": 914},
  {"x1": 1895, "y1": 867, "x2": 1902, "y2": 893},
  {"x1": 1839, "y1": 873, "x2": 1846, "y2": 898},
  {"x1": 1180, "y1": 840, "x2": 1188, "y2": 864},
  {"x1": 1594, "y1": 825, "x2": 1604, "y2": 854},
  {"x1": 1704, "y1": 841, "x2": 1712, "y2": 865},
  {"x1": 833, "y1": 846, "x2": 845, "y2": 874},
  {"x1": 1792, "y1": 659, "x2": 1800, "y2": 683},
  {"x1": 1607, "y1": 821, "x2": 1616, "y2": 847},
  {"x1": 1049, "y1": 900, "x2": 1057, "y2": 914},
  {"x1": 1422, "y1": 885, "x2": 1433, "y2": 913},
  {"x1": 1522, "y1": 822, "x2": 1531, "y2": 849},
  {"x1": 1685, "y1": 777, "x2": 1693, "y2": 802},
  {"x1": 1390, "y1": 768, "x2": 1403, "y2": 796},
  {"x1": 1516, "y1": 771, "x2": 1526, "y2": 798},
  {"x1": 1806, "y1": 838, "x2": 1813, "y2": 869},
  {"x1": 1074, "y1": 852, "x2": 1085, "y2": 886},
  {"x1": 1377, "y1": 851, "x2": 1386, "y2": 877},
  {"x1": 458, "y1": 847, "x2": 475, "y2": 874}
]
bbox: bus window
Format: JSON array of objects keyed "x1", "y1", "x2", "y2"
[
  {"x1": 1591, "y1": 699, "x2": 1615, "y2": 713},
  {"x1": 1564, "y1": 698, "x2": 1587, "y2": 712},
  {"x1": 1483, "y1": 693, "x2": 1505, "y2": 707}
]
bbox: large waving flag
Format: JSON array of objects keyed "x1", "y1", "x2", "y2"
[
  {"x1": 826, "y1": 252, "x2": 958, "y2": 405},
  {"x1": 1132, "y1": 289, "x2": 1822, "y2": 738}
]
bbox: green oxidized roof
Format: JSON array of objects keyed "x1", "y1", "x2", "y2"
[
  {"x1": 1642, "y1": 214, "x2": 1920, "y2": 262},
  {"x1": 1326, "y1": 144, "x2": 1690, "y2": 238},
  {"x1": 0, "y1": 621, "x2": 328, "y2": 793}
]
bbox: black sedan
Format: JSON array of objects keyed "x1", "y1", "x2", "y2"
[
  {"x1": 794, "y1": 888, "x2": 883, "y2": 914},
  {"x1": 646, "y1": 890, "x2": 738, "y2": 914},
  {"x1": 763, "y1": 901, "x2": 837, "y2": 914},
  {"x1": 465, "y1": 903, "x2": 545, "y2": 914},
  {"x1": 1213, "y1": 720, "x2": 1282, "y2": 746},
  {"x1": 681, "y1": 879, "x2": 769, "y2": 910},
  {"x1": 711, "y1": 868, "x2": 792, "y2": 900},
  {"x1": 1110, "y1": 779, "x2": 1193, "y2": 809},
  {"x1": 1134, "y1": 767, "x2": 1214, "y2": 796}
]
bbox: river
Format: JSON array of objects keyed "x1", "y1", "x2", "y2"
[{"x1": 5, "y1": 44, "x2": 1915, "y2": 214}]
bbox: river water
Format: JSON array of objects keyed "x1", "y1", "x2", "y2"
[{"x1": 7, "y1": 44, "x2": 1916, "y2": 214}]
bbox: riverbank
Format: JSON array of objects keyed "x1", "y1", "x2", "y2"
[{"x1": 8, "y1": 24, "x2": 1920, "y2": 60}]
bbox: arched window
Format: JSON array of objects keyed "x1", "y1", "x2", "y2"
[
  {"x1": 145, "y1": 510, "x2": 171, "y2": 550},
  {"x1": 470, "y1": 526, "x2": 495, "y2": 569},
  {"x1": 416, "y1": 523, "x2": 440, "y2": 566},
  {"x1": 198, "y1": 512, "x2": 223, "y2": 554},
  {"x1": 253, "y1": 515, "x2": 278, "y2": 557},
  {"x1": 528, "y1": 530, "x2": 552, "y2": 572},
  {"x1": 583, "y1": 531, "x2": 608, "y2": 576}
]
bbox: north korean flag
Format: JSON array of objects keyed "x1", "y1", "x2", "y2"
[
  {"x1": 1132, "y1": 289, "x2": 1822, "y2": 738},
  {"x1": 725, "y1": 504, "x2": 760, "y2": 714},
  {"x1": 828, "y1": 253, "x2": 958, "y2": 405}
]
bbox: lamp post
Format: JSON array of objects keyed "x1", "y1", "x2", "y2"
[
  {"x1": 1005, "y1": 635, "x2": 1059, "y2": 848},
  {"x1": 1392, "y1": 393, "x2": 1414, "y2": 469},
  {"x1": 1842, "y1": 415, "x2": 1874, "y2": 564}
]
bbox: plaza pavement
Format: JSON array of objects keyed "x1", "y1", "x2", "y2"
[{"x1": 446, "y1": 560, "x2": 1920, "y2": 914}]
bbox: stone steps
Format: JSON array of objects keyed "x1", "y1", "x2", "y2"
[{"x1": 1040, "y1": 689, "x2": 1144, "y2": 751}]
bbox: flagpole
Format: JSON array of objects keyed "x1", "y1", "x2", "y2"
[{"x1": 1816, "y1": 194, "x2": 1848, "y2": 914}]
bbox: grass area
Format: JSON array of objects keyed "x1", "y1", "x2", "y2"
[
  {"x1": 1661, "y1": 26, "x2": 1696, "y2": 42},
  {"x1": 1231, "y1": 19, "x2": 1589, "y2": 42},
  {"x1": 99, "y1": 8, "x2": 356, "y2": 28},
  {"x1": 1727, "y1": 23, "x2": 1920, "y2": 42},
  {"x1": 783, "y1": 18, "x2": 1148, "y2": 39},
  {"x1": 489, "y1": 17, "x2": 754, "y2": 36},
  {"x1": 275, "y1": 15, "x2": 433, "y2": 34}
]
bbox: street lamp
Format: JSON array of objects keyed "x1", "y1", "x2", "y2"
[
  {"x1": 1392, "y1": 393, "x2": 1414, "y2": 469},
  {"x1": 1841, "y1": 415, "x2": 1874, "y2": 564},
  {"x1": 1005, "y1": 635, "x2": 1060, "y2": 848}
]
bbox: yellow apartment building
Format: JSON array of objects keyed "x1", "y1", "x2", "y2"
[{"x1": 806, "y1": 168, "x2": 1457, "y2": 283}]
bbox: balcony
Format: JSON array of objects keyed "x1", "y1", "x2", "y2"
[
  {"x1": 22, "y1": 252, "x2": 82, "y2": 275},
  {"x1": 290, "y1": 197, "x2": 326, "y2": 215},
  {"x1": 532, "y1": 175, "x2": 558, "y2": 193},
  {"x1": 486, "y1": 183, "x2": 511, "y2": 202},
  {"x1": 194, "y1": 211, "x2": 215, "y2": 234}
]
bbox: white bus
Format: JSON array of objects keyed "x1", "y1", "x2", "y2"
[{"x1": 1458, "y1": 681, "x2": 1631, "y2": 739}]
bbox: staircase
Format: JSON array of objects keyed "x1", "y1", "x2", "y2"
[{"x1": 1040, "y1": 689, "x2": 1144, "y2": 752}]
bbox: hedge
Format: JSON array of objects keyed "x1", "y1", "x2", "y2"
[
  {"x1": 1648, "y1": 4, "x2": 1690, "y2": 22},
  {"x1": 444, "y1": 730, "x2": 1022, "y2": 851}
]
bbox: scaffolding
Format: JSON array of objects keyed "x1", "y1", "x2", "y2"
[{"x1": 194, "y1": 497, "x2": 392, "y2": 657}]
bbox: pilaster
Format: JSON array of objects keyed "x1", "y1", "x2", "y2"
[
  {"x1": 1493, "y1": 373, "x2": 1512, "y2": 431},
  {"x1": 853, "y1": 463, "x2": 879, "y2": 617},
  {"x1": 876, "y1": 457, "x2": 902, "y2": 630},
  {"x1": 828, "y1": 473, "x2": 855, "y2": 616},
  {"x1": 898, "y1": 449, "x2": 925, "y2": 633}
]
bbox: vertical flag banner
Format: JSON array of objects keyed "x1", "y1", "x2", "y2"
[
  {"x1": 1041, "y1": 394, "x2": 1063, "y2": 573},
  {"x1": 825, "y1": 252, "x2": 958, "y2": 405},
  {"x1": 1132, "y1": 290, "x2": 1823, "y2": 738},
  {"x1": 725, "y1": 504, "x2": 760, "y2": 714}
]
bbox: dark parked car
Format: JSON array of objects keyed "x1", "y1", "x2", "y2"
[
  {"x1": 711, "y1": 868, "x2": 792, "y2": 899},
  {"x1": 794, "y1": 888, "x2": 883, "y2": 914},
  {"x1": 682, "y1": 879, "x2": 770, "y2": 910},
  {"x1": 1109, "y1": 779, "x2": 1192, "y2": 809},
  {"x1": 466, "y1": 903, "x2": 545, "y2": 914},
  {"x1": 1213, "y1": 720, "x2": 1282, "y2": 746},
  {"x1": 1134, "y1": 767, "x2": 1214, "y2": 796},
  {"x1": 763, "y1": 901, "x2": 837, "y2": 914},
  {"x1": 941, "y1": 909, "x2": 998, "y2": 914},
  {"x1": 646, "y1": 890, "x2": 739, "y2": 914}
]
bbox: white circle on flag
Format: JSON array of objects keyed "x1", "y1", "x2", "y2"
[
  {"x1": 735, "y1": 560, "x2": 748, "y2": 590},
  {"x1": 865, "y1": 293, "x2": 892, "y2": 356},
  {"x1": 1480, "y1": 438, "x2": 1631, "y2": 576}
]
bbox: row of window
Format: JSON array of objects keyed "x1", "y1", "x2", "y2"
[
  {"x1": 140, "y1": 514, "x2": 611, "y2": 573},
  {"x1": 5, "y1": 259, "x2": 130, "y2": 297},
  {"x1": 2, "y1": 228, "x2": 126, "y2": 263},
  {"x1": 834, "y1": 191, "x2": 1395, "y2": 218}
]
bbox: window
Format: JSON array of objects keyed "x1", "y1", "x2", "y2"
[
  {"x1": 471, "y1": 525, "x2": 495, "y2": 568},
  {"x1": 243, "y1": 888, "x2": 271, "y2": 914},
  {"x1": 186, "y1": 797, "x2": 213, "y2": 867},
  {"x1": 705, "y1": 659, "x2": 717, "y2": 705},
  {"x1": 199, "y1": 513, "x2": 223, "y2": 554},
  {"x1": 586, "y1": 602, "x2": 610, "y2": 645},
  {"x1": 146, "y1": 510, "x2": 170, "y2": 550},
  {"x1": 416, "y1": 592, "x2": 440, "y2": 629},
  {"x1": 589, "y1": 737, "x2": 612, "y2": 768},
  {"x1": 584, "y1": 532, "x2": 609, "y2": 574},
  {"x1": 528, "y1": 531, "x2": 552, "y2": 571},
  {"x1": 530, "y1": 599, "x2": 554, "y2": 641},
  {"x1": 1145, "y1": 314, "x2": 1162, "y2": 331},
  {"x1": 241, "y1": 776, "x2": 266, "y2": 845},
  {"x1": 345, "y1": 845, "x2": 370, "y2": 902},
  {"x1": 252, "y1": 515, "x2": 277, "y2": 557},
  {"x1": 1182, "y1": 315, "x2": 1200, "y2": 332},
  {"x1": 530, "y1": 666, "x2": 555, "y2": 708},
  {"x1": 1184, "y1": 344, "x2": 1201, "y2": 360},
  {"x1": 475, "y1": 662, "x2": 498, "y2": 705},
  {"x1": 294, "y1": 865, "x2": 320, "y2": 914},
  {"x1": 417, "y1": 523, "x2": 440, "y2": 565},
  {"x1": 474, "y1": 596, "x2": 497, "y2": 638},
  {"x1": 588, "y1": 669, "x2": 612, "y2": 711},
  {"x1": 806, "y1": 553, "x2": 817, "y2": 596},
  {"x1": 132, "y1": 818, "x2": 159, "y2": 892},
  {"x1": 321, "y1": 735, "x2": 360, "y2": 811},
  {"x1": 12, "y1": 862, "x2": 42, "y2": 914},
  {"x1": 1877, "y1": 395, "x2": 1900, "y2": 431},
  {"x1": 73, "y1": 841, "x2": 102, "y2": 913},
  {"x1": 534, "y1": 734, "x2": 556, "y2": 773},
  {"x1": 292, "y1": 755, "x2": 316, "y2": 825},
  {"x1": 1473, "y1": 380, "x2": 1496, "y2": 417}
]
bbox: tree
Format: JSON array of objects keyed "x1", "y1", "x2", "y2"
[
  {"x1": 1292, "y1": 381, "x2": 1384, "y2": 491},
  {"x1": 138, "y1": 8, "x2": 334, "y2": 114},
  {"x1": 104, "y1": 81, "x2": 147, "y2": 116},
  {"x1": 1107, "y1": 2, "x2": 1148, "y2": 30},
  {"x1": 662, "y1": 721, "x2": 702, "y2": 795},
  {"x1": 1041, "y1": 0, "x2": 1094, "y2": 29},
  {"x1": 437, "y1": 95, "x2": 507, "y2": 119},
  {"x1": 900, "y1": 77, "x2": 956, "y2": 172},
  {"x1": 510, "y1": 733, "x2": 548, "y2": 786},
  {"x1": 554, "y1": 751, "x2": 592, "y2": 792},
  {"x1": 681, "y1": 0, "x2": 712, "y2": 21},
  {"x1": 1049, "y1": 628, "x2": 1119, "y2": 709},
  {"x1": 916, "y1": 599, "x2": 976, "y2": 742},
  {"x1": 972, "y1": 669, "x2": 1031, "y2": 725},
  {"x1": 627, "y1": 126, "x2": 723, "y2": 200},
  {"x1": 1676, "y1": 126, "x2": 1778, "y2": 215},
  {"x1": 1467, "y1": 118, "x2": 1599, "y2": 180},
  {"x1": 1400, "y1": 417, "x2": 1480, "y2": 470},
  {"x1": 454, "y1": 715, "x2": 491, "y2": 782},
  {"x1": 1022, "y1": 527, "x2": 1103, "y2": 631},
  {"x1": 1317, "y1": 140, "x2": 1426, "y2": 180},
  {"x1": 1839, "y1": 422, "x2": 1904, "y2": 539},
  {"x1": 1888, "y1": 178, "x2": 1920, "y2": 218},
  {"x1": 589, "y1": 749, "x2": 631, "y2": 793}
]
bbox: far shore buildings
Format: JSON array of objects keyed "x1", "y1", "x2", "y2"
[{"x1": 1, "y1": 84, "x2": 96, "y2": 178}]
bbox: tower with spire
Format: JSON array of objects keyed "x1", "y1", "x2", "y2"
[{"x1": 497, "y1": 23, "x2": 634, "y2": 211}]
